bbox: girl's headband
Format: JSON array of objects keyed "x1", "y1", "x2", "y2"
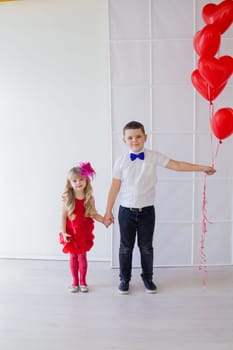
[{"x1": 78, "y1": 162, "x2": 96, "y2": 179}]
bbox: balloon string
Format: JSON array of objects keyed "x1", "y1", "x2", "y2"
[
  {"x1": 199, "y1": 174, "x2": 212, "y2": 287},
  {"x1": 209, "y1": 101, "x2": 221, "y2": 165},
  {"x1": 199, "y1": 100, "x2": 217, "y2": 288},
  {"x1": 214, "y1": 142, "x2": 220, "y2": 159},
  {"x1": 209, "y1": 101, "x2": 215, "y2": 168}
]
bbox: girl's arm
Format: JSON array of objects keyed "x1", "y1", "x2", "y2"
[
  {"x1": 93, "y1": 213, "x2": 104, "y2": 224},
  {"x1": 165, "y1": 159, "x2": 216, "y2": 175},
  {"x1": 90, "y1": 197, "x2": 104, "y2": 224},
  {"x1": 61, "y1": 206, "x2": 72, "y2": 242}
]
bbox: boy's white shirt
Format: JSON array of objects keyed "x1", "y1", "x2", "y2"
[{"x1": 113, "y1": 148, "x2": 170, "y2": 208}]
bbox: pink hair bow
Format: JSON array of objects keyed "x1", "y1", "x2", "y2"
[{"x1": 79, "y1": 162, "x2": 96, "y2": 179}]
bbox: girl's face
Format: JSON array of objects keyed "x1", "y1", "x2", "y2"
[{"x1": 69, "y1": 175, "x2": 87, "y2": 194}]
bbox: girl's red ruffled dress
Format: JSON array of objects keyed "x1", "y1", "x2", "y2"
[{"x1": 59, "y1": 199, "x2": 94, "y2": 254}]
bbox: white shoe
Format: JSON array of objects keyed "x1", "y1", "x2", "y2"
[
  {"x1": 80, "y1": 285, "x2": 88, "y2": 293},
  {"x1": 68, "y1": 285, "x2": 79, "y2": 293}
]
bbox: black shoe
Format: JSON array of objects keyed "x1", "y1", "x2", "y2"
[
  {"x1": 142, "y1": 278, "x2": 157, "y2": 294},
  {"x1": 118, "y1": 281, "x2": 129, "y2": 294}
]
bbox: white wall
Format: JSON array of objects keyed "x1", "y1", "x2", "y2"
[
  {"x1": 0, "y1": 0, "x2": 112, "y2": 260},
  {"x1": 109, "y1": 0, "x2": 233, "y2": 267}
]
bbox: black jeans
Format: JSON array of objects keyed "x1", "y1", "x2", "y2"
[{"x1": 118, "y1": 205, "x2": 155, "y2": 282}]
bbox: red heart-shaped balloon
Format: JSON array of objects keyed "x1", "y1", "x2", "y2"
[
  {"x1": 193, "y1": 24, "x2": 221, "y2": 58},
  {"x1": 198, "y1": 55, "x2": 233, "y2": 88},
  {"x1": 211, "y1": 107, "x2": 233, "y2": 141},
  {"x1": 191, "y1": 69, "x2": 227, "y2": 102},
  {"x1": 202, "y1": 0, "x2": 233, "y2": 34}
]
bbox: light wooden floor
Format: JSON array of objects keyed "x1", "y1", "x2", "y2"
[{"x1": 0, "y1": 259, "x2": 233, "y2": 350}]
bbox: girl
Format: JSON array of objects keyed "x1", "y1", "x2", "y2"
[{"x1": 59, "y1": 162, "x2": 104, "y2": 293}]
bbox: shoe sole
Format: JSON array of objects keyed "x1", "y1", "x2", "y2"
[
  {"x1": 68, "y1": 287, "x2": 79, "y2": 293},
  {"x1": 118, "y1": 289, "x2": 129, "y2": 295},
  {"x1": 145, "y1": 288, "x2": 157, "y2": 294},
  {"x1": 80, "y1": 286, "x2": 88, "y2": 293}
]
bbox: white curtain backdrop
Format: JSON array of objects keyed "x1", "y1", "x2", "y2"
[{"x1": 109, "y1": 0, "x2": 233, "y2": 267}]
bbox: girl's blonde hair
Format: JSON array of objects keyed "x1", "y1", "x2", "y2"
[{"x1": 62, "y1": 167, "x2": 97, "y2": 219}]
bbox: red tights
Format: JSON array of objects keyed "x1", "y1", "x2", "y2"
[{"x1": 69, "y1": 253, "x2": 88, "y2": 286}]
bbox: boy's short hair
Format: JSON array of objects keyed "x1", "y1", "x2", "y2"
[{"x1": 123, "y1": 121, "x2": 145, "y2": 135}]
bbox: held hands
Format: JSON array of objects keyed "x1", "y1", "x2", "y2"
[
  {"x1": 103, "y1": 213, "x2": 114, "y2": 228},
  {"x1": 94, "y1": 213, "x2": 113, "y2": 228},
  {"x1": 91, "y1": 213, "x2": 113, "y2": 228}
]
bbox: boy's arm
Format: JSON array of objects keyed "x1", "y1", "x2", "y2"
[
  {"x1": 104, "y1": 178, "x2": 121, "y2": 225},
  {"x1": 165, "y1": 159, "x2": 216, "y2": 175}
]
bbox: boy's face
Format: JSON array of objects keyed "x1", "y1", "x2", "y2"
[{"x1": 123, "y1": 128, "x2": 147, "y2": 153}]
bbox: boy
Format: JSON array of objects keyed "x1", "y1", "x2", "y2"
[{"x1": 103, "y1": 121, "x2": 215, "y2": 294}]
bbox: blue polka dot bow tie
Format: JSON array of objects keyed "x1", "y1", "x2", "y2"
[{"x1": 130, "y1": 152, "x2": 145, "y2": 161}]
